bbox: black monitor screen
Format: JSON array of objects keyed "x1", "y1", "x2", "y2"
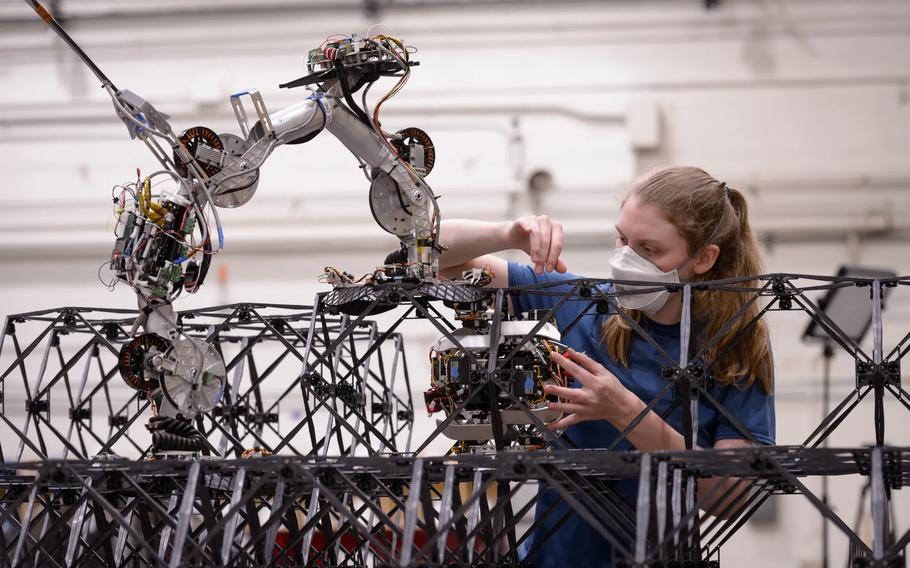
[{"x1": 802, "y1": 265, "x2": 897, "y2": 344}]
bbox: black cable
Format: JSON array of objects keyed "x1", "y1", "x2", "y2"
[
  {"x1": 384, "y1": 245, "x2": 408, "y2": 265},
  {"x1": 361, "y1": 79, "x2": 376, "y2": 122},
  {"x1": 333, "y1": 56, "x2": 373, "y2": 128},
  {"x1": 148, "y1": 416, "x2": 208, "y2": 452}
]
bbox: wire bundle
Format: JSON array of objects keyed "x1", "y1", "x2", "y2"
[{"x1": 147, "y1": 415, "x2": 208, "y2": 453}]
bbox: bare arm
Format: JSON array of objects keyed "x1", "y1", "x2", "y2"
[
  {"x1": 614, "y1": 397, "x2": 757, "y2": 518},
  {"x1": 438, "y1": 220, "x2": 514, "y2": 269},
  {"x1": 438, "y1": 217, "x2": 567, "y2": 286}
]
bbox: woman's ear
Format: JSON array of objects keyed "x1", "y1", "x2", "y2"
[{"x1": 692, "y1": 244, "x2": 720, "y2": 275}]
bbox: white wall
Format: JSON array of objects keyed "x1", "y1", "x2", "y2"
[{"x1": 1, "y1": 1, "x2": 909, "y2": 566}]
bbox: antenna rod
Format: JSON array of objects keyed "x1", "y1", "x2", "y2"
[{"x1": 23, "y1": 0, "x2": 117, "y2": 91}]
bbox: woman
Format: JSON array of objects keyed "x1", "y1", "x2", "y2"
[{"x1": 438, "y1": 166, "x2": 775, "y2": 567}]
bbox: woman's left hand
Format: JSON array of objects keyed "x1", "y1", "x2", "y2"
[{"x1": 543, "y1": 348, "x2": 642, "y2": 430}]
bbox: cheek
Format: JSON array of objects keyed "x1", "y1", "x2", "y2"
[
  {"x1": 675, "y1": 264, "x2": 696, "y2": 281},
  {"x1": 654, "y1": 250, "x2": 690, "y2": 274}
]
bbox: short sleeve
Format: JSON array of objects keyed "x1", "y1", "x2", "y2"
[
  {"x1": 507, "y1": 261, "x2": 584, "y2": 318},
  {"x1": 707, "y1": 379, "x2": 776, "y2": 446}
]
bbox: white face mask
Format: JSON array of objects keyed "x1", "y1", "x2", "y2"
[{"x1": 608, "y1": 246, "x2": 681, "y2": 315}]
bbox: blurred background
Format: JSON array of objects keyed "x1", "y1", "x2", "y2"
[{"x1": 0, "y1": 0, "x2": 909, "y2": 566}]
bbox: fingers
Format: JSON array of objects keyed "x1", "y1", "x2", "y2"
[
  {"x1": 545, "y1": 221, "x2": 564, "y2": 273},
  {"x1": 547, "y1": 413, "x2": 579, "y2": 430},
  {"x1": 547, "y1": 401, "x2": 586, "y2": 414},
  {"x1": 517, "y1": 215, "x2": 567, "y2": 275},
  {"x1": 550, "y1": 352, "x2": 595, "y2": 386},
  {"x1": 523, "y1": 217, "x2": 543, "y2": 274},
  {"x1": 543, "y1": 384, "x2": 591, "y2": 404},
  {"x1": 536, "y1": 216, "x2": 553, "y2": 274},
  {"x1": 563, "y1": 348, "x2": 607, "y2": 375}
]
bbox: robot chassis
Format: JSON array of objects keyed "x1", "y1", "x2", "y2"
[{"x1": 3, "y1": 273, "x2": 910, "y2": 567}]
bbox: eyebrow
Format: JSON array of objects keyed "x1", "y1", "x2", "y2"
[{"x1": 615, "y1": 226, "x2": 660, "y2": 248}]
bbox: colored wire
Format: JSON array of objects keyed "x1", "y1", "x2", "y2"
[{"x1": 366, "y1": 37, "x2": 442, "y2": 243}]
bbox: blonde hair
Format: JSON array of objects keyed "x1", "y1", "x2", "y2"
[{"x1": 602, "y1": 166, "x2": 772, "y2": 394}]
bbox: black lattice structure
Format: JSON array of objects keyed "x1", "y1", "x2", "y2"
[
  {"x1": 320, "y1": 273, "x2": 910, "y2": 455},
  {"x1": 0, "y1": 447, "x2": 907, "y2": 568},
  {"x1": 0, "y1": 303, "x2": 414, "y2": 462},
  {"x1": 1, "y1": 272, "x2": 909, "y2": 566}
]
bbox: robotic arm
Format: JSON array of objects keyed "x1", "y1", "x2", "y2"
[{"x1": 205, "y1": 35, "x2": 442, "y2": 280}]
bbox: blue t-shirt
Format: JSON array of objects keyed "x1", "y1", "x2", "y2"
[{"x1": 508, "y1": 261, "x2": 775, "y2": 568}]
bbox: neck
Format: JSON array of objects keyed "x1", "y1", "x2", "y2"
[{"x1": 646, "y1": 290, "x2": 683, "y2": 325}]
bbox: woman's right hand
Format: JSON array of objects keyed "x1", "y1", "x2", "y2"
[{"x1": 508, "y1": 215, "x2": 567, "y2": 275}]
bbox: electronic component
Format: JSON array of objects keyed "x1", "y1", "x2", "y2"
[
  {"x1": 175, "y1": 126, "x2": 224, "y2": 177},
  {"x1": 391, "y1": 127, "x2": 435, "y2": 175},
  {"x1": 108, "y1": 175, "x2": 212, "y2": 302},
  {"x1": 426, "y1": 316, "x2": 571, "y2": 452}
]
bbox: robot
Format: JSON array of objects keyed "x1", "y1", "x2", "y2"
[
  {"x1": 26, "y1": 0, "x2": 567, "y2": 455},
  {"x1": 99, "y1": 34, "x2": 441, "y2": 448}
]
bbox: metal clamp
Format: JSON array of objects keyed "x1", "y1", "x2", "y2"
[{"x1": 229, "y1": 88, "x2": 274, "y2": 139}]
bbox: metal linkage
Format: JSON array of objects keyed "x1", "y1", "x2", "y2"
[
  {"x1": 0, "y1": 447, "x2": 906, "y2": 568},
  {"x1": 0, "y1": 303, "x2": 413, "y2": 461}
]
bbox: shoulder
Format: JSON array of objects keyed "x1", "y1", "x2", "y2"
[
  {"x1": 507, "y1": 260, "x2": 584, "y2": 288},
  {"x1": 506, "y1": 261, "x2": 615, "y2": 295},
  {"x1": 506, "y1": 261, "x2": 615, "y2": 335}
]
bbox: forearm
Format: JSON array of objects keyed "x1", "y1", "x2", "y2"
[
  {"x1": 613, "y1": 396, "x2": 752, "y2": 517},
  {"x1": 613, "y1": 395, "x2": 684, "y2": 453},
  {"x1": 438, "y1": 219, "x2": 519, "y2": 269}
]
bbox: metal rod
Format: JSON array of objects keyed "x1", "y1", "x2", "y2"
[
  {"x1": 635, "y1": 453, "x2": 652, "y2": 563},
  {"x1": 870, "y1": 447, "x2": 889, "y2": 559},
  {"x1": 23, "y1": 0, "x2": 118, "y2": 90}
]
